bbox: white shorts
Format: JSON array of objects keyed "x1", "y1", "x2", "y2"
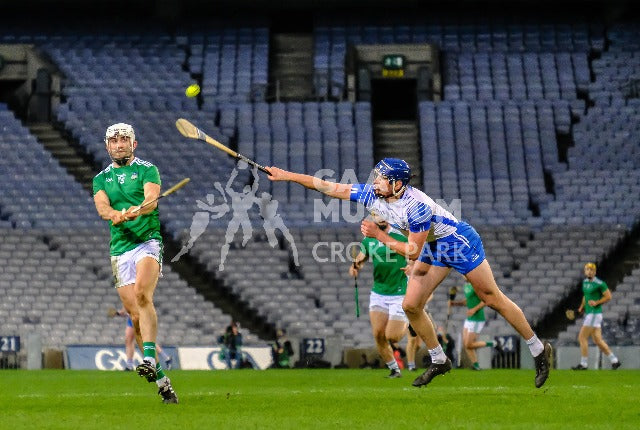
[
  {"x1": 463, "y1": 319, "x2": 485, "y2": 333},
  {"x1": 582, "y1": 313, "x2": 603, "y2": 328},
  {"x1": 110, "y1": 240, "x2": 163, "y2": 288},
  {"x1": 369, "y1": 291, "x2": 408, "y2": 322}
]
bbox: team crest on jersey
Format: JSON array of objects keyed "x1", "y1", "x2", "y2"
[
  {"x1": 131, "y1": 173, "x2": 138, "y2": 180},
  {"x1": 116, "y1": 173, "x2": 126, "y2": 184}
]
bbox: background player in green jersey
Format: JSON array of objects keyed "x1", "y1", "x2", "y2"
[
  {"x1": 93, "y1": 123, "x2": 178, "y2": 403},
  {"x1": 450, "y1": 279, "x2": 496, "y2": 370},
  {"x1": 350, "y1": 214, "x2": 410, "y2": 378},
  {"x1": 572, "y1": 263, "x2": 621, "y2": 370}
]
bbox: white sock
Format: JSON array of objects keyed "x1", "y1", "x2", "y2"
[
  {"x1": 386, "y1": 359, "x2": 400, "y2": 371},
  {"x1": 608, "y1": 353, "x2": 619, "y2": 364},
  {"x1": 580, "y1": 356, "x2": 588, "y2": 367},
  {"x1": 526, "y1": 335, "x2": 544, "y2": 357},
  {"x1": 145, "y1": 356, "x2": 157, "y2": 367},
  {"x1": 155, "y1": 376, "x2": 168, "y2": 387},
  {"x1": 429, "y1": 345, "x2": 447, "y2": 364},
  {"x1": 408, "y1": 362, "x2": 416, "y2": 370},
  {"x1": 126, "y1": 359, "x2": 134, "y2": 369}
]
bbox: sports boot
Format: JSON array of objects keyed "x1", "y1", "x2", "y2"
[
  {"x1": 412, "y1": 358, "x2": 452, "y2": 387},
  {"x1": 136, "y1": 360, "x2": 157, "y2": 383},
  {"x1": 386, "y1": 369, "x2": 402, "y2": 378},
  {"x1": 158, "y1": 379, "x2": 179, "y2": 404},
  {"x1": 534, "y1": 342, "x2": 552, "y2": 388}
]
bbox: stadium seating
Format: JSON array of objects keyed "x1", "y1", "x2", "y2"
[
  {"x1": 312, "y1": 18, "x2": 602, "y2": 100},
  {"x1": 0, "y1": 15, "x2": 639, "y2": 352},
  {"x1": 0, "y1": 108, "x2": 98, "y2": 229}
]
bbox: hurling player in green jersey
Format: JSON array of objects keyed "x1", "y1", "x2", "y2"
[
  {"x1": 350, "y1": 214, "x2": 410, "y2": 378},
  {"x1": 93, "y1": 123, "x2": 178, "y2": 403},
  {"x1": 572, "y1": 263, "x2": 621, "y2": 370},
  {"x1": 450, "y1": 280, "x2": 496, "y2": 370}
]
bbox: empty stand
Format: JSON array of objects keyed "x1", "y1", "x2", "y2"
[{"x1": 0, "y1": 15, "x2": 639, "y2": 354}]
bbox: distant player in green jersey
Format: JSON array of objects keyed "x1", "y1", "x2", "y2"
[
  {"x1": 350, "y1": 214, "x2": 410, "y2": 378},
  {"x1": 450, "y1": 279, "x2": 496, "y2": 370},
  {"x1": 93, "y1": 123, "x2": 178, "y2": 403},
  {"x1": 572, "y1": 263, "x2": 621, "y2": 370}
]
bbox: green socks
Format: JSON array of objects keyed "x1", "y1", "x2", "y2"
[
  {"x1": 143, "y1": 342, "x2": 156, "y2": 364},
  {"x1": 156, "y1": 363, "x2": 166, "y2": 380}
]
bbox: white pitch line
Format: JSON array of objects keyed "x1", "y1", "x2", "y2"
[
  {"x1": 16, "y1": 386, "x2": 524, "y2": 399},
  {"x1": 17, "y1": 392, "x2": 141, "y2": 399},
  {"x1": 17, "y1": 390, "x2": 229, "y2": 399}
]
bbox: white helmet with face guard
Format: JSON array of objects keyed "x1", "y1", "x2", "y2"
[{"x1": 105, "y1": 123, "x2": 136, "y2": 166}]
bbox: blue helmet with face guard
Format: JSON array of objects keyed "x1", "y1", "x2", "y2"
[
  {"x1": 374, "y1": 158, "x2": 411, "y2": 184},
  {"x1": 373, "y1": 158, "x2": 411, "y2": 197}
]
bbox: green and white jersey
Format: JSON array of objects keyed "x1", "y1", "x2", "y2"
[
  {"x1": 582, "y1": 276, "x2": 608, "y2": 314},
  {"x1": 93, "y1": 157, "x2": 162, "y2": 256},
  {"x1": 361, "y1": 228, "x2": 408, "y2": 296},
  {"x1": 463, "y1": 282, "x2": 485, "y2": 322}
]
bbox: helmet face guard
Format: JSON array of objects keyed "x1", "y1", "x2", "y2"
[
  {"x1": 105, "y1": 123, "x2": 135, "y2": 166},
  {"x1": 372, "y1": 158, "x2": 411, "y2": 198}
]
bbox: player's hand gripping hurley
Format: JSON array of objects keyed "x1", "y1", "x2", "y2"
[{"x1": 175, "y1": 118, "x2": 270, "y2": 173}]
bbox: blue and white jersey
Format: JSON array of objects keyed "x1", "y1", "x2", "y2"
[{"x1": 350, "y1": 184, "x2": 458, "y2": 240}]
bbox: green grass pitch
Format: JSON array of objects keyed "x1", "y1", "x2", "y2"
[{"x1": 2, "y1": 368, "x2": 638, "y2": 429}]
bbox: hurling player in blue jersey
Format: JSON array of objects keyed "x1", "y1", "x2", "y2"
[{"x1": 267, "y1": 158, "x2": 551, "y2": 388}]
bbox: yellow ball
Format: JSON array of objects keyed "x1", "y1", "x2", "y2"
[{"x1": 185, "y1": 84, "x2": 200, "y2": 98}]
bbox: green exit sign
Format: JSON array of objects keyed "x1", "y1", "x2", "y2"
[
  {"x1": 383, "y1": 55, "x2": 404, "y2": 69},
  {"x1": 382, "y1": 54, "x2": 405, "y2": 77}
]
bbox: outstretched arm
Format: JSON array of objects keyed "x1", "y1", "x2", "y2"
[{"x1": 267, "y1": 166, "x2": 353, "y2": 200}]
